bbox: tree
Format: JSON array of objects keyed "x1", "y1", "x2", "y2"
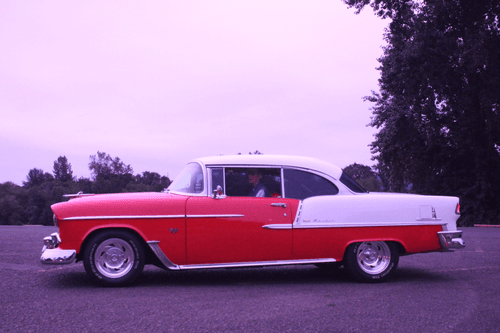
[
  {"x1": 136, "y1": 171, "x2": 162, "y2": 186},
  {"x1": 344, "y1": 163, "x2": 383, "y2": 192},
  {"x1": 237, "y1": 150, "x2": 264, "y2": 155},
  {"x1": 21, "y1": 166, "x2": 80, "y2": 225},
  {"x1": 53, "y1": 156, "x2": 73, "y2": 182},
  {"x1": 88, "y1": 152, "x2": 134, "y2": 193},
  {"x1": 23, "y1": 168, "x2": 53, "y2": 188},
  {"x1": 0, "y1": 182, "x2": 28, "y2": 225},
  {"x1": 128, "y1": 171, "x2": 171, "y2": 192},
  {"x1": 1, "y1": 153, "x2": 173, "y2": 225},
  {"x1": 343, "y1": 0, "x2": 500, "y2": 225},
  {"x1": 76, "y1": 177, "x2": 93, "y2": 194},
  {"x1": 89, "y1": 151, "x2": 133, "y2": 180}
]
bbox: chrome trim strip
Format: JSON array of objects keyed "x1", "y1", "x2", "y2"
[
  {"x1": 63, "y1": 215, "x2": 185, "y2": 221},
  {"x1": 262, "y1": 224, "x2": 293, "y2": 230},
  {"x1": 147, "y1": 241, "x2": 180, "y2": 270},
  {"x1": 293, "y1": 201, "x2": 303, "y2": 223},
  {"x1": 64, "y1": 214, "x2": 245, "y2": 221},
  {"x1": 294, "y1": 221, "x2": 445, "y2": 228},
  {"x1": 186, "y1": 214, "x2": 245, "y2": 218},
  {"x1": 164, "y1": 191, "x2": 208, "y2": 197},
  {"x1": 178, "y1": 258, "x2": 337, "y2": 270},
  {"x1": 146, "y1": 241, "x2": 336, "y2": 271}
]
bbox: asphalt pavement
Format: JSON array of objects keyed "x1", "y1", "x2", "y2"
[{"x1": 1, "y1": 226, "x2": 499, "y2": 333}]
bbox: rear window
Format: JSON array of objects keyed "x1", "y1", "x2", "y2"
[
  {"x1": 339, "y1": 171, "x2": 367, "y2": 193},
  {"x1": 284, "y1": 169, "x2": 339, "y2": 200}
]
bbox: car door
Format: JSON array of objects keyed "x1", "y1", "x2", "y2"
[
  {"x1": 185, "y1": 167, "x2": 294, "y2": 265},
  {"x1": 283, "y1": 168, "x2": 341, "y2": 259}
]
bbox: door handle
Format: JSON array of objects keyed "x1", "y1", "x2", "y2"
[{"x1": 271, "y1": 203, "x2": 287, "y2": 208}]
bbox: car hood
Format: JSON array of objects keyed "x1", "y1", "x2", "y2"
[{"x1": 52, "y1": 192, "x2": 189, "y2": 220}]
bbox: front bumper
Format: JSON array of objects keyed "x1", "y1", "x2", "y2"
[
  {"x1": 40, "y1": 232, "x2": 76, "y2": 265},
  {"x1": 438, "y1": 230, "x2": 465, "y2": 251}
]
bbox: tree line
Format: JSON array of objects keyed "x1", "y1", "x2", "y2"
[
  {"x1": 0, "y1": 152, "x2": 171, "y2": 226},
  {"x1": 0, "y1": 149, "x2": 385, "y2": 226},
  {"x1": 0, "y1": 149, "x2": 383, "y2": 226},
  {"x1": 1, "y1": 149, "x2": 481, "y2": 226}
]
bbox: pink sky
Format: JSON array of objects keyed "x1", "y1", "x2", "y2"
[{"x1": 0, "y1": 1, "x2": 387, "y2": 185}]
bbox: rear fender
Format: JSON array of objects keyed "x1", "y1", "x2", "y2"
[{"x1": 341, "y1": 239, "x2": 407, "y2": 261}]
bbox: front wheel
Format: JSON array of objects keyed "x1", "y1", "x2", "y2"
[
  {"x1": 83, "y1": 230, "x2": 145, "y2": 286},
  {"x1": 343, "y1": 241, "x2": 399, "y2": 283}
]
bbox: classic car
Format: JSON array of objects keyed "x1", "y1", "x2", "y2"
[{"x1": 41, "y1": 155, "x2": 465, "y2": 286}]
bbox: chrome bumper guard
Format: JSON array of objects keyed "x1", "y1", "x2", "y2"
[
  {"x1": 40, "y1": 232, "x2": 76, "y2": 265},
  {"x1": 438, "y1": 230, "x2": 465, "y2": 251}
]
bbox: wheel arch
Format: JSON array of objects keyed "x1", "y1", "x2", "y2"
[
  {"x1": 342, "y1": 239, "x2": 402, "y2": 282},
  {"x1": 76, "y1": 227, "x2": 158, "y2": 265},
  {"x1": 340, "y1": 238, "x2": 407, "y2": 261}
]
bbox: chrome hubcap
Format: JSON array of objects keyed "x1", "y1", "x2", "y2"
[
  {"x1": 95, "y1": 238, "x2": 134, "y2": 279},
  {"x1": 356, "y1": 242, "x2": 391, "y2": 275}
]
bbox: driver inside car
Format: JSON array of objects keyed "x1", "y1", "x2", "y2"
[{"x1": 248, "y1": 169, "x2": 269, "y2": 197}]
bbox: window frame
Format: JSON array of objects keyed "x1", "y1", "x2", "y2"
[
  {"x1": 207, "y1": 165, "x2": 341, "y2": 199},
  {"x1": 207, "y1": 165, "x2": 284, "y2": 198},
  {"x1": 208, "y1": 167, "x2": 225, "y2": 194}
]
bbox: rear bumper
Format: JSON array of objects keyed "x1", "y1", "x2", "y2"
[
  {"x1": 40, "y1": 232, "x2": 76, "y2": 265},
  {"x1": 438, "y1": 230, "x2": 465, "y2": 251}
]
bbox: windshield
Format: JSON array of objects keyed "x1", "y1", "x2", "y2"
[{"x1": 167, "y1": 163, "x2": 204, "y2": 194}]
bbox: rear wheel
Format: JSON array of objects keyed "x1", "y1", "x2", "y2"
[
  {"x1": 83, "y1": 230, "x2": 145, "y2": 286},
  {"x1": 344, "y1": 241, "x2": 399, "y2": 282}
]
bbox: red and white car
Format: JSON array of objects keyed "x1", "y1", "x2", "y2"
[{"x1": 41, "y1": 155, "x2": 465, "y2": 286}]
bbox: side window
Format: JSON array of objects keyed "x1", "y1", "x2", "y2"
[
  {"x1": 225, "y1": 168, "x2": 281, "y2": 197},
  {"x1": 283, "y1": 169, "x2": 339, "y2": 200},
  {"x1": 211, "y1": 168, "x2": 224, "y2": 193}
]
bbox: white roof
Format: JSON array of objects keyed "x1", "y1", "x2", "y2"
[{"x1": 192, "y1": 155, "x2": 343, "y2": 180}]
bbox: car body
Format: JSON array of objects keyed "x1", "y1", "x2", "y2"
[{"x1": 41, "y1": 155, "x2": 465, "y2": 285}]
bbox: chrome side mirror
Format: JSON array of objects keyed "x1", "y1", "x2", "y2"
[{"x1": 212, "y1": 185, "x2": 226, "y2": 199}]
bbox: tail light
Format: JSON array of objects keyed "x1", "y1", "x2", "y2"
[{"x1": 455, "y1": 203, "x2": 461, "y2": 215}]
